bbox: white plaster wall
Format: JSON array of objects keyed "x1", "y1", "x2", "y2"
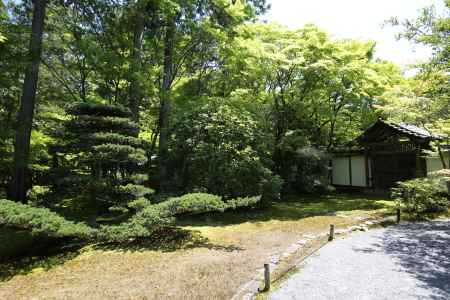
[
  {"x1": 351, "y1": 156, "x2": 367, "y2": 187},
  {"x1": 332, "y1": 157, "x2": 350, "y2": 186},
  {"x1": 426, "y1": 153, "x2": 449, "y2": 173}
]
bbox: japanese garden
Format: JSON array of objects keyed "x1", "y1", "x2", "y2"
[{"x1": 0, "y1": 0, "x2": 449, "y2": 299}]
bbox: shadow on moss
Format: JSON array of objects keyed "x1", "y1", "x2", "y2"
[
  {"x1": 0, "y1": 227, "x2": 243, "y2": 282},
  {"x1": 0, "y1": 247, "x2": 82, "y2": 282},
  {"x1": 92, "y1": 227, "x2": 244, "y2": 253}
]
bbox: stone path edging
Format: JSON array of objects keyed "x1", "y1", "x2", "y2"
[{"x1": 231, "y1": 215, "x2": 395, "y2": 300}]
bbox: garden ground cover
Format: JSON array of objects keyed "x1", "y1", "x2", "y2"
[{"x1": 0, "y1": 193, "x2": 394, "y2": 300}]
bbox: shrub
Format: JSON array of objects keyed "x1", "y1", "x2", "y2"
[
  {"x1": 0, "y1": 199, "x2": 96, "y2": 239},
  {"x1": 0, "y1": 191, "x2": 261, "y2": 243},
  {"x1": 97, "y1": 193, "x2": 261, "y2": 242},
  {"x1": 226, "y1": 196, "x2": 261, "y2": 210},
  {"x1": 98, "y1": 205, "x2": 172, "y2": 242},
  {"x1": 260, "y1": 172, "x2": 283, "y2": 206},
  {"x1": 280, "y1": 144, "x2": 331, "y2": 194},
  {"x1": 391, "y1": 177, "x2": 449, "y2": 216},
  {"x1": 169, "y1": 103, "x2": 281, "y2": 202},
  {"x1": 160, "y1": 193, "x2": 226, "y2": 215},
  {"x1": 27, "y1": 185, "x2": 51, "y2": 204}
]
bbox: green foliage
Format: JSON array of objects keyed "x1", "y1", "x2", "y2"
[
  {"x1": 98, "y1": 193, "x2": 260, "y2": 242},
  {"x1": 389, "y1": 1, "x2": 449, "y2": 69},
  {"x1": 27, "y1": 185, "x2": 50, "y2": 204},
  {"x1": 285, "y1": 147, "x2": 331, "y2": 194},
  {"x1": 88, "y1": 144, "x2": 147, "y2": 165},
  {"x1": 160, "y1": 193, "x2": 226, "y2": 215},
  {"x1": 53, "y1": 103, "x2": 150, "y2": 212},
  {"x1": 221, "y1": 23, "x2": 400, "y2": 151},
  {"x1": 377, "y1": 70, "x2": 450, "y2": 137},
  {"x1": 112, "y1": 184, "x2": 154, "y2": 203},
  {"x1": 88, "y1": 133, "x2": 145, "y2": 148},
  {"x1": 225, "y1": 196, "x2": 261, "y2": 210},
  {"x1": 65, "y1": 116, "x2": 139, "y2": 138},
  {"x1": 391, "y1": 177, "x2": 449, "y2": 216},
  {"x1": 3, "y1": 0, "x2": 405, "y2": 205},
  {"x1": 67, "y1": 102, "x2": 132, "y2": 118},
  {"x1": 0, "y1": 199, "x2": 96, "y2": 239},
  {"x1": 382, "y1": 2, "x2": 449, "y2": 135},
  {"x1": 97, "y1": 205, "x2": 172, "y2": 242},
  {"x1": 169, "y1": 103, "x2": 281, "y2": 202},
  {"x1": 0, "y1": 191, "x2": 261, "y2": 243},
  {"x1": 4, "y1": 0, "x2": 437, "y2": 249}
]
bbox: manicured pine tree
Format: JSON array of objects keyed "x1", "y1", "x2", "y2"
[{"x1": 52, "y1": 102, "x2": 153, "y2": 215}]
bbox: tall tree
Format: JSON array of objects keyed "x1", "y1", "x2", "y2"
[
  {"x1": 129, "y1": 11, "x2": 144, "y2": 123},
  {"x1": 158, "y1": 12, "x2": 176, "y2": 189},
  {"x1": 128, "y1": 0, "x2": 147, "y2": 124},
  {"x1": 10, "y1": 0, "x2": 47, "y2": 202},
  {"x1": 156, "y1": 0, "x2": 269, "y2": 189}
]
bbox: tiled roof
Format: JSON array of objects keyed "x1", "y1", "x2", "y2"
[{"x1": 380, "y1": 119, "x2": 444, "y2": 141}]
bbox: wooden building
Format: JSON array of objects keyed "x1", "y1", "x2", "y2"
[{"x1": 332, "y1": 119, "x2": 448, "y2": 190}]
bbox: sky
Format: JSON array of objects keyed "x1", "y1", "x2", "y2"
[{"x1": 265, "y1": 0, "x2": 444, "y2": 68}]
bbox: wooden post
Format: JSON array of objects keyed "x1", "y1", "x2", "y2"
[
  {"x1": 396, "y1": 208, "x2": 401, "y2": 223},
  {"x1": 364, "y1": 149, "x2": 370, "y2": 187},
  {"x1": 329, "y1": 224, "x2": 335, "y2": 241},
  {"x1": 263, "y1": 263, "x2": 270, "y2": 291},
  {"x1": 348, "y1": 155, "x2": 353, "y2": 186}
]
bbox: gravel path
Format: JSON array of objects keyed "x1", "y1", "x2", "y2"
[{"x1": 269, "y1": 219, "x2": 450, "y2": 300}]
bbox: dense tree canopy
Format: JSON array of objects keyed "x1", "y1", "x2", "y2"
[{"x1": 0, "y1": 0, "x2": 448, "y2": 241}]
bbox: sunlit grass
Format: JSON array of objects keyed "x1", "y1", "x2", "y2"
[
  {"x1": 178, "y1": 193, "x2": 395, "y2": 227},
  {"x1": 179, "y1": 193, "x2": 395, "y2": 246}
]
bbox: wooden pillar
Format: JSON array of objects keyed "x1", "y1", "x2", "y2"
[
  {"x1": 415, "y1": 146, "x2": 426, "y2": 178},
  {"x1": 370, "y1": 151, "x2": 376, "y2": 189},
  {"x1": 348, "y1": 155, "x2": 352, "y2": 186},
  {"x1": 364, "y1": 149, "x2": 370, "y2": 188}
]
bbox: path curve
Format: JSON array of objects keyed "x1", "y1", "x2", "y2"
[{"x1": 269, "y1": 219, "x2": 450, "y2": 300}]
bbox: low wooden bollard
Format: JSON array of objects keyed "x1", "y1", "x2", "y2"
[
  {"x1": 328, "y1": 224, "x2": 335, "y2": 241},
  {"x1": 262, "y1": 263, "x2": 270, "y2": 291},
  {"x1": 396, "y1": 208, "x2": 401, "y2": 223}
]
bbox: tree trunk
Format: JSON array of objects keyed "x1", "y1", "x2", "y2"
[
  {"x1": 129, "y1": 10, "x2": 144, "y2": 125},
  {"x1": 273, "y1": 98, "x2": 283, "y2": 173},
  {"x1": 158, "y1": 17, "x2": 176, "y2": 190},
  {"x1": 272, "y1": 91, "x2": 287, "y2": 175},
  {"x1": 79, "y1": 57, "x2": 88, "y2": 102},
  {"x1": 9, "y1": 0, "x2": 47, "y2": 203},
  {"x1": 327, "y1": 119, "x2": 336, "y2": 151}
]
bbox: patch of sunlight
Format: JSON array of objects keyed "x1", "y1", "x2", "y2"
[
  {"x1": 178, "y1": 194, "x2": 395, "y2": 243},
  {"x1": 30, "y1": 267, "x2": 45, "y2": 274}
]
